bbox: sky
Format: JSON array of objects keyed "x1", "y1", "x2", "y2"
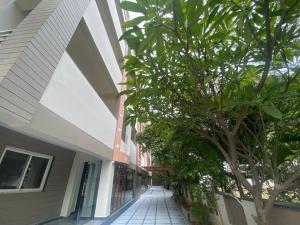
[{"x1": 128, "y1": 11, "x2": 142, "y2": 20}]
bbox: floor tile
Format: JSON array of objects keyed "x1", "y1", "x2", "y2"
[{"x1": 108, "y1": 186, "x2": 189, "y2": 225}]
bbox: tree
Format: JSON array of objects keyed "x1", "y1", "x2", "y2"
[
  {"x1": 120, "y1": 1, "x2": 300, "y2": 225},
  {"x1": 136, "y1": 124, "x2": 227, "y2": 224}
]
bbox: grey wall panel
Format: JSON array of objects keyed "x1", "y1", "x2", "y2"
[
  {"x1": 0, "y1": 0, "x2": 92, "y2": 123},
  {"x1": 0, "y1": 126, "x2": 75, "y2": 225},
  {"x1": 0, "y1": 78, "x2": 39, "y2": 105},
  {"x1": 0, "y1": 96, "x2": 32, "y2": 120},
  {"x1": 0, "y1": 86, "x2": 36, "y2": 113}
]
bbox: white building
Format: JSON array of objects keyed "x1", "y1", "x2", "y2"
[{"x1": 0, "y1": 0, "x2": 150, "y2": 224}]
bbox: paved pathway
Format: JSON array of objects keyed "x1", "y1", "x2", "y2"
[{"x1": 110, "y1": 186, "x2": 188, "y2": 225}]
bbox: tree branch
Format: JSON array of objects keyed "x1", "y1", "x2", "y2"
[{"x1": 256, "y1": 0, "x2": 273, "y2": 92}]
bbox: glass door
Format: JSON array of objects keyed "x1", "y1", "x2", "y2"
[{"x1": 76, "y1": 161, "x2": 101, "y2": 225}]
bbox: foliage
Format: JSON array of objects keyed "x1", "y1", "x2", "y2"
[
  {"x1": 190, "y1": 202, "x2": 213, "y2": 225},
  {"x1": 136, "y1": 124, "x2": 170, "y2": 165},
  {"x1": 137, "y1": 124, "x2": 223, "y2": 224},
  {"x1": 120, "y1": 1, "x2": 300, "y2": 225}
]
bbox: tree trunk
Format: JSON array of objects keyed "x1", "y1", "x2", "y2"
[
  {"x1": 253, "y1": 195, "x2": 269, "y2": 225},
  {"x1": 234, "y1": 176, "x2": 246, "y2": 198}
]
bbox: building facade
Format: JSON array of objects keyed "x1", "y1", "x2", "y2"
[{"x1": 0, "y1": 0, "x2": 150, "y2": 224}]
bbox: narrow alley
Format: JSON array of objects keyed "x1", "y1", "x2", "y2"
[{"x1": 110, "y1": 187, "x2": 188, "y2": 225}]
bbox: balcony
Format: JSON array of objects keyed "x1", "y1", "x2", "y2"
[
  {"x1": 27, "y1": 52, "x2": 117, "y2": 159},
  {"x1": 83, "y1": 0, "x2": 122, "y2": 93}
]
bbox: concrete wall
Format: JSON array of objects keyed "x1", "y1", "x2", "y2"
[
  {"x1": 215, "y1": 194, "x2": 231, "y2": 225},
  {"x1": 0, "y1": 126, "x2": 75, "y2": 225},
  {"x1": 96, "y1": 0, "x2": 125, "y2": 67},
  {"x1": 83, "y1": 0, "x2": 122, "y2": 92},
  {"x1": 0, "y1": 0, "x2": 11, "y2": 7},
  {"x1": 269, "y1": 204, "x2": 300, "y2": 225},
  {"x1": 0, "y1": 0, "x2": 123, "y2": 160},
  {"x1": 106, "y1": 0, "x2": 126, "y2": 56},
  {"x1": 216, "y1": 194, "x2": 300, "y2": 225},
  {"x1": 0, "y1": 0, "x2": 128, "y2": 222},
  {"x1": 66, "y1": 19, "x2": 119, "y2": 117},
  {"x1": 94, "y1": 160, "x2": 115, "y2": 217},
  {"x1": 40, "y1": 52, "x2": 117, "y2": 150},
  {"x1": 0, "y1": 0, "x2": 91, "y2": 124},
  {"x1": 223, "y1": 195, "x2": 247, "y2": 225},
  {"x1": 14, "y1": 0, "x2": 41, "y2": 11},
  {"x1": 0, "y1": 2, "x2": 28, "y2": 31},
  {"x1": 240, "y1": 199, "x2": 257, "y2": 225}
]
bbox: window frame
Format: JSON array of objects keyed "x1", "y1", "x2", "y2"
[{"x1": 0, "y1": 146, "x2": 53, "y2": 194}]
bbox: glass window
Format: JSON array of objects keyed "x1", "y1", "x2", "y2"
[
  {"x1": 0, "y1": 151, "x2": 29, "y2": 189},
  {"x1": 0, "y1": 147, "x2": 53, "y2": 193},
  {"x1": 121, "y1": 111, "x2": 128, "y2": 142},
  {"x1": 131, "y1": 124, "x2": 137, "y2": 143},
  {"x1": 121, "y1": 125, "x2": 127, "y2": 142},
  {"x1": 111, "y1": 164, "x2": 134, "y2": 212},
  {"x1": 21, "y1": 156, "x2": 49, "y2": 189}
]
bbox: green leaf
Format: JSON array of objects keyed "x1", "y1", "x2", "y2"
[
  {"x1": 173, "y1": 0, "x2": 185, "y2": 26},
  {"x1": 262, "y1": 105, "x2": 282, "y2": 120},
  {"x1": 119, "y1": 27, "x2": 137, "y2": 41},
  {"x1": 276, "y1": 92, "x2": 300, "y2": 99},
  {"x1": 122, "y1": 16, "x2": 146, "y2": 28},
  {"x1": 119, "y1": 89, "x2": 134, "y2": 96},
  {"x1": 206, "y1": 6, "x2": 219, "y2": 27},
  {"x1": 266, "y1": 81, "x2": 285, "y2": 97},
  {"x1": 120, "y1": 1, "x2": 145, "y2": 14},
  {"x1": 138, "y1": 29, "x2": 156, "y2": 53},
  {"x1": 224, "y1": 99, "x2": 257, "y2": 109},
  {"x1": 119, "y1": 27, "x2": 141, "y2": 49},
  {"x1": 186, "y1": 0, "x2": 203, "y2": 27}
]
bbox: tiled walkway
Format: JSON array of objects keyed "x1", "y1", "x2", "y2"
[{"x1": 110, "y1": 186, "x2": 188, "y2": 225}]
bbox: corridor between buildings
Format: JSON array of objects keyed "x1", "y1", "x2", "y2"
[{"x1": 110, "y1": 186, "x2": 188, "y2": 225}]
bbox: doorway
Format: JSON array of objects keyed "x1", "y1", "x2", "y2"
[{"x1": 75, "y1": 161, "x2": 101, "y2": 225}]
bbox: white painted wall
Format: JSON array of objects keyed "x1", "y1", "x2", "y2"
[
  {"x1": 23, "y1": 104, "x2": 113, "y2": 160},
  {"x1": 83, "y1": 0, "x2": 122, "y2": 92},
  {"x1": 120, "y1": 140, "x2": 127, "y2": 154},
  {"x1": 106, "y1": 0, "x2": 126, "y2": 56},
  {"x1": 40, "y1": 52, "x2": 116, "y2": 150},
  {"x1": 125, "y1": 125, "x2": 131, "y2": 154},
  {"x1": 15, "y1": 0, "x2": 41, "y2": 11},
  {"x1": 94, "y1": 160, "x2": 115, "y2": 217},
  {"x1": 0, "y1": 0, "x2": 12, "y2": 8},
  {"x1": 129, "y1": 141, "x2": 137, "y2": 166},
  {"x1": 0, "y1": 2, "x2": 27, "y2": 30},
  {"x1": 141, "y1": 152, "x2": 150, "y2": 167}
]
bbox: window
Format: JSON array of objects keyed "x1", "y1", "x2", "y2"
[
  {"x1": 0, "y1": 147, "x2": 53, "y2": 193},
  {"x1": 121, "y1": 111, "x2": 128, "y2": 143},
  {"x1": 121, "y1": 124, "x2": 127, "y2": 142},
  {"x1": 131, "y1": 124, "x2": 137, "y2": 143},
  {"x1": 110, "y1": 164, "x2": 134, "y2": 212}
]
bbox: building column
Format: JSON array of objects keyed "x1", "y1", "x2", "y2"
[
  {"x1": 60, "y1": 153, "x2": 84, "y2": 217},
  {"x1": 60, "y1": 152, "x2": 99, "y2": 217},
  {"x1": 94, "y1": 160, "x2": 115, "y2": 217}
]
